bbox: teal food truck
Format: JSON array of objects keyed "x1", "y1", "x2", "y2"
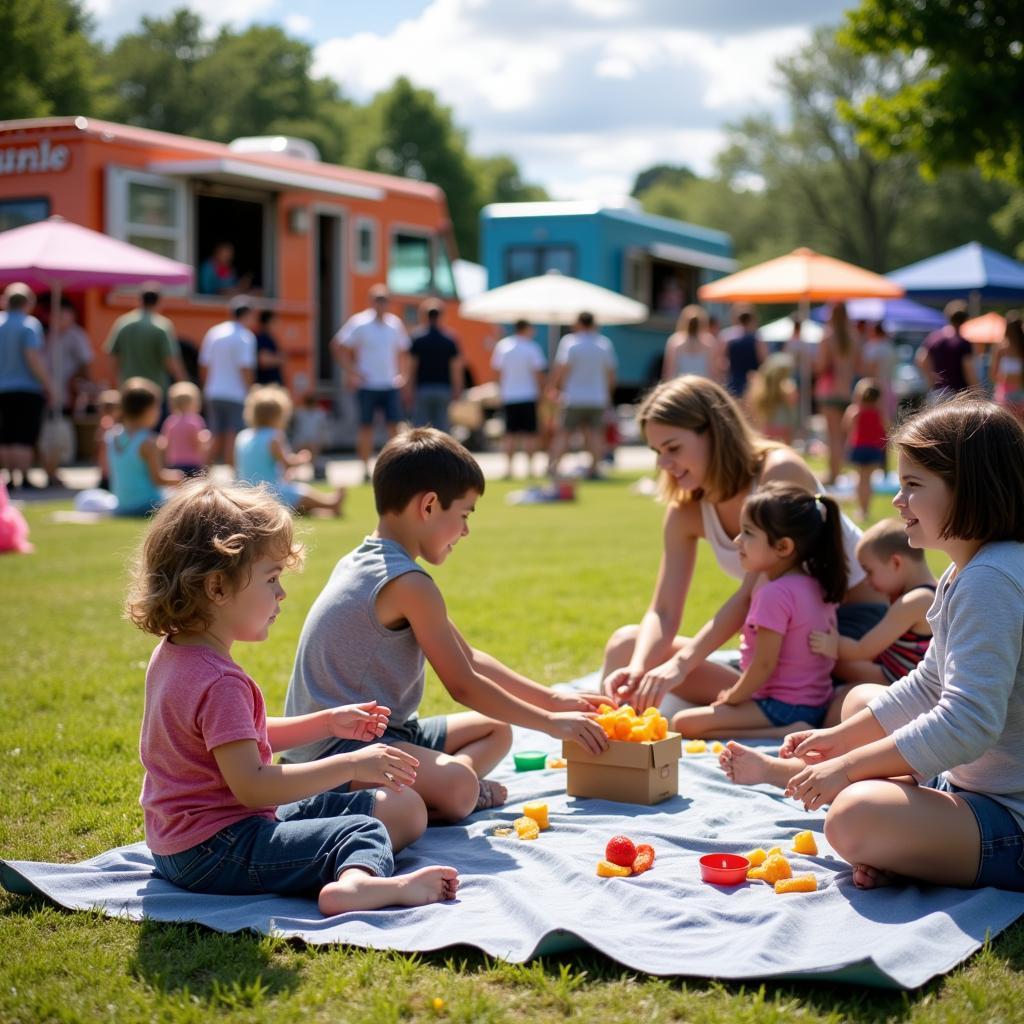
[{"x1": 479, "y1": 199, "x2": 736, "y2": 395}]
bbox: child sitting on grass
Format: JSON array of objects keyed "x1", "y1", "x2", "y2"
[
  {"x1": 282, "y1": 427, "x2": 609, "y2": 822},
  {"x1": 130, "y1": 478, "x2": 456, "y2": 915},
  {"x1": 107, "y1": 378, "x2": 183, "y2": 516},
  {"x1": 235, "y1": 385, "x2": 346, "y2": 516},
  {"x1": 668, "y1": 483, "x2": 847, "y2": 739},
  {"x1": 721, "y1": 397, "x2": 1024, "y2": 891},
  {"x1": 809, "y1": 517, "x2": 935, "y2": 685},
  {"x1": 161, "y1": 381, "x2": 210, "y2": 478}
]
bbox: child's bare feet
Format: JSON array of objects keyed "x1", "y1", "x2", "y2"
[
  {"x1": 851, "y1": 863, "x2": 897, "y2": 889},
  {"x1": 319, "y1": 865, "x2": 459, "y2": 915},
  {"x1": 719, "y1": 741, "x2": 801, "y2": 789},
  {"x1": 475, "y1": 778, "x2": 507, "y2": 811}
]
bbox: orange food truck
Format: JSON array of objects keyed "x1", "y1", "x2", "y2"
[{"x1": 0, "y1": 116, "x2": 491, "y2": 440}]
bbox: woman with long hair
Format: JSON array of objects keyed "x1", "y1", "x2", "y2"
[
  {"x1": 602, "y1": 375, "x2": 886, "y2": 733},
  {"x1": 662, "y1": 304, "x2": 720, "y2": 383}
]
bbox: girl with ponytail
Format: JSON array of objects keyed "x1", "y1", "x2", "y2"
[{"x1": 670, "y1": 482, "x2": 847, "y2": 738}]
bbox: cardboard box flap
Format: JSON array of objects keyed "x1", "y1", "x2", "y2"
[
  {"x1": 651, "y1": 733, "x2": 682, "y2": 767},
  {"x1": 563, "y1": 738, "x2": 651, "y2": 768}
]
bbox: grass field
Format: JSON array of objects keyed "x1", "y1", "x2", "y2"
[{"x1": 2, "y1": 475, "x2": 1022, "y2": 1023}]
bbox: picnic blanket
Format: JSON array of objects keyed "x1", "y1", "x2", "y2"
[{"x1": 4, "y1": 674, "x2": 1024, "y2": 989}]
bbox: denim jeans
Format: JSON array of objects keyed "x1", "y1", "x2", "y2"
[{"x1": 152, "y1": 790, "x2": 393, "y2": 897}]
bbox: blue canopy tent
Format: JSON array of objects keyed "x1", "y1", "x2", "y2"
[
  {"x1": 810, "y1": 296, "x2": 946, "y2": 332},
  {"x1": 888, "y1": 242, "x2": 1024, "y2": 313}
]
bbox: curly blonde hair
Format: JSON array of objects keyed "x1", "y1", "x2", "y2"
[{"x1": 126, "y1": 479, "x2": 304, "y2": 637}]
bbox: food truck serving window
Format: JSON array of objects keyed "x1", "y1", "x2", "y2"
[
  {"x1": 505, "y1": 244, "x2": 575, "y2": 283},
  {"x1": 0, "y1": 197, "x2": 50, "y2": 232},
  {"x1": 106, "y1": 168, "x2": 187, "y2": 261}
]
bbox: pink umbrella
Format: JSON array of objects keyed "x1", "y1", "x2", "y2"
[
  {"x1": 0, "y1": 216, "x2": 192, "y2": 404},
  {"x1": 0, "y1": 215, "x2": 192, "y2": 291}
]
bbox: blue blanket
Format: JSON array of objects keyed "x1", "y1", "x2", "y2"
[{"x1": 4, "y1": 678, "x2": 1024, "y2": 988}]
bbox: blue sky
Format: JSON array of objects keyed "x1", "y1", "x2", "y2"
[{"x1": 85, "y1": 1, "x2": 853, "y2": 198}]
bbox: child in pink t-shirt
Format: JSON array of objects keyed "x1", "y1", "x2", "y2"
[
  {"x1": 160, "y1": 382, "x2": 210, "y2": 477},
  {"x1": 669, "y1": 482, "x2": 846, "y2": 738},
  {"x1": 130, "y1": 478, "x2": 458, "y2": 915}
]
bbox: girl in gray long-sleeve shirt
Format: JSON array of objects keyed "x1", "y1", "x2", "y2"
[{"x1": 781, "y1": 398, "x2": 1024, "y2": 891}]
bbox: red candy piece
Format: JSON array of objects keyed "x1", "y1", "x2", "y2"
[{"x1": 605, "y1": 835, "x2": 637, "y2": 868}]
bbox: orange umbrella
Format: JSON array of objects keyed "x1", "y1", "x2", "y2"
[
  {"x1": 961, "y1": 311, "x2": 1007, "y2": 344},
  {"x1": 698, "y1": 247, "x2": 904, "y2": 303}
]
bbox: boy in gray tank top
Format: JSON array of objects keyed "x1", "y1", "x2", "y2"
[{"x1": 283, "y1": 428, "x2": 610, "y2": 823}]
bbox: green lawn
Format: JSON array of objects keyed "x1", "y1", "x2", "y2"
[{"x1": 1, "y1": 476, "x2": 1021, "y2": 1023}]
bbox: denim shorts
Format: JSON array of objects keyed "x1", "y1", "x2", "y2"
[
  {"x1": 151, "y1": 789, "x2": 393, "y2": 897},
  {"x1": 849, "y1": 445, "x2": 886, "y2": 466},
  {"x1": 319, "y1": 714, "x2": 448, "y2": 759},
  {"x1": 357, "y1": 388, "x2": 402, "y2": 426},
  {"x1": 927, "y1": 776, "x2": 1024, "y2": 891},
  {"x1": 205, "y1": 398, "x2": 245, "y2": 435},
  {"x1": 754, "y1": 697, "x2": 830, "y2": 728}
]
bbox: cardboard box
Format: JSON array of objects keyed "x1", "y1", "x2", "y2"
[{"x1": 562, "y1": 733, "x2": 682, "y2": 805}]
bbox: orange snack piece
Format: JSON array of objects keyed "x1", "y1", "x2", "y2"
[
  {"x1": 524, "y1": 798, "x2": 548, "y2": 831},
  {"x1": 774, "y1": 874, "x2": 818, "y2": 894},
  {"x1": 597, "y1": 859, "x2": 632, "y2": 877},
  {"x1": 710, "y1": 741, "x2": 724, "y2": 754},
  {"x1": 614, "y1": 717, "x2": 633, "y2": 740},
  {"x1": 744, "y1": 847, "x2": 768, "y2": 867},
  {"x1": 791, "y1": 830, "x2": 818, "y2": 856},
  {"x1": 522, "y1": 802, "x2": 549, "y2": 830},
  {"x1": 767, "y1": 846, "x2": 783, "y2": 858},
  {"x1": 630, "y1": 723, "x2": 650, "y2": 742},
  {"x1": 513, "y1": 816, "x2": 540, "y2": 840},
  {"x1": 547, "y1": 756, "x2": 567, "y2": 769},
  {"x1": 642, "y1": 707, "x2": 660, "y2": 718},
  {"x1": 748, "y1": 853, "x2": 792, "y2": 883},
  {"x1": 685, "y1": 739, "x2": 707, "y2": 754},
  {"x1": 653, "y1": 716, "x2": 668, "y2": 740},
  {"x1": 631, "y1": 843, "x2": 656, "y2": 874}
]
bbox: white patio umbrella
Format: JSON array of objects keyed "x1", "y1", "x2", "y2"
[
  {"x1": 759, "y1": 315, "x2": 824, "y2": 345},
  {"x1": 459, "y1": 269, "x2": 648, "y2": 359}
]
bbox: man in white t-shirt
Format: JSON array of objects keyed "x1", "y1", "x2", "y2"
[
  {"x1": 199, "y1": 296, "x2": 257, "y2": 466},
  {"x1": 548, "y1": 311, "x2": 617, "y2": 479},
  {"x1": 491, "y1": 319, "x2": 547, "y2": 479},
  {"x1": 332, "y1": 284, "x2": 410, "y2": 481}
]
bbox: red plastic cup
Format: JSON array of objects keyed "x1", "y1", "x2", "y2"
[{"x1": 699, "y1": 853, "x2": 751, "y2": 886}]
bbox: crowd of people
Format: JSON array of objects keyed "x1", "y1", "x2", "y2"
[{"x1": 655, "y1": 299, "x2": 1024, "y2": 520}]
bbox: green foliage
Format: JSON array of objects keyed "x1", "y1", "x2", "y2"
[
  {"x1": 630, "y1": 164, "x2": 697, "y2": 197},
  {"x1": 0, "y1": 0, "x2": 105, "y2": 119},
  {"x1": 635, "y1": 26, "x2": 1018, "y2": 273},
  {"x1": 841, "y1": 0, "x2": 1024, "y2": 187}
]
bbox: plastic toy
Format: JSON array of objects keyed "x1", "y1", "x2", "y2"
[
  {"x1": 699, "y1": 853, "x2": 751, "y2": 886},
  {"x1": 513, "y1": 751, "x2": 547, "y2": 771},
  {"x1": 522, "y1": 801, "x2": 549, "y2": 830}
]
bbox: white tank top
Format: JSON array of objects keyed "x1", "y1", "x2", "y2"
[
  {"x1": 671, "y1": 348, "x2": 713, "y2": 379},
  {"x1": 698, "y1": 487, "x2": 867, "y2": 589}
]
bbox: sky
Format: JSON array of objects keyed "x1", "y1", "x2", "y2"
[{"x1": 84, "y1": 0, "x2": 853, "y2": 200}]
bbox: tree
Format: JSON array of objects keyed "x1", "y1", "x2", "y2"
[
  {"x1": 0, "y1": 0, "x2": 104, "y2": 120},
  {"x1": 630, "y1": 164, "x2": 697, "y2": 197},
  {"x1": 471, "y1": 154, "x2": 548, "y2": 206},
  {"x1": 103, "y1": 10, "x2": 211, "y2": 135},
  {"x1": 841, "y1": 0, "x2": 1024, "y2": 187},
  {"x1": 350, "y1": 78, "x2": 483, "y2": 260}
]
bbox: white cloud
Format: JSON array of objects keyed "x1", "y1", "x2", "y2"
[
  {"x1": 312, "y1": 0, "x2": 821, "y2": 197},
  {"x1": 282, "y1": 13, "x2": 313, "y2": 36}
]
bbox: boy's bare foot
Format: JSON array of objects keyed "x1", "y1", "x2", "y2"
[
  {"x1": 475, "y1": 777, "x2": 507, "y2": 811},
  {"x1": 852, "y1": 863, "x2": 897, "y2": 889},
  {"x1": 319, "y1": 865, "x2": 459, "y2": 915},
  {"x1": 719, "y1": 741, "x2": 801, "y2": 789}
]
